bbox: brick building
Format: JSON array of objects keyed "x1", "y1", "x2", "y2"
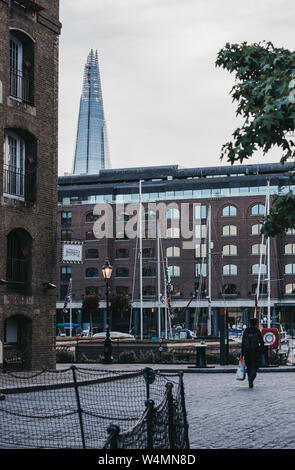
[
  {"x1": 0, "y1": 0, "x2": 61, "y2": 369},
  {"x1": 57, "y1": 162, "x2": 295, "y2": 338}
]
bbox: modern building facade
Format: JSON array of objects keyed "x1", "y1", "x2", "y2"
[
  {"x1": 72, "y1": 49, "x2": 111, "y2": 175},
  {"x1": 57, "y1": 161, "x2": 295, "y2": 338},
  {"x1": 0, "y1": 0, "x2": 61, "y2": 369}
]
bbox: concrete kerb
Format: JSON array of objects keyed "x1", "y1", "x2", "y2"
[{"x1": 56, "y1": 363, "x2": 295, "y2": 373}]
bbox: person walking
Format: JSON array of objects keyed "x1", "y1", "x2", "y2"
[{"x1": 241, "y1": 318, "x2": 265, "y2": 388}]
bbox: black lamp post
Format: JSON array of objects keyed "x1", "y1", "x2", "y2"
[{"x1": 102, "y1": 258, "x2": 113, "y2": 364}]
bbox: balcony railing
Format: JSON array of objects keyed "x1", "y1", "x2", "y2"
[
  {"x1": 7, "y1": 258, "x2": 30, "y2": 286},
  {"x1": 4, "y1": 164, "x2": 36, "y2": 203},
  {"x1": 9, "y1": 67, "x2": 34, "y2": 106}
]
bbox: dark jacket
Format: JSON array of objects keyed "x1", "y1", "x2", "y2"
[{"x1": 241, "y1": 326, "x2": 264, "y2": 357}]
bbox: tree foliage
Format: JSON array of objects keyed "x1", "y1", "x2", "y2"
[{"x1": 216, "y1": 41, "x2": 295, "y2": 236}]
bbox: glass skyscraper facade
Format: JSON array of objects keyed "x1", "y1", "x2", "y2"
[{"x1": 72, "y1": 50, "x2": 111, "y2": 174}]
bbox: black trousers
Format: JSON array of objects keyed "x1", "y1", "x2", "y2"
[{"x1": 244, "y1": 352, "x2": 260, "y2": 384}]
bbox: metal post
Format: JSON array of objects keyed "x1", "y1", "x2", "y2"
[
  {"x1": 106, "y1": 424, "x2": 120, "y2": 449},
  {"x1": 166, "y1": 382, "x2": 175, "y2": 449},
  {"x1": 103, "y1": 280, "x2": 113, "y2": 364},
  {"x1": 219, "y1": 308, "x2": 229, "y2": 365},
  {"x1": 145, "y1": 399, "x2": 155, "y2": 449},
  {"x1": 178, "y1": 371, "x2": 190, "y2": 449},
  {"x1": 71, "y1": 365, "x2": 86, "y2": 449}
]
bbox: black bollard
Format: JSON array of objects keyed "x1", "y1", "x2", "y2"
[
  {"x1": 195, "y1": 343, "x2": 207, "y2": 367},
  {"x1": 261, "y1": 345, "x2": 270, "y2": 367}
]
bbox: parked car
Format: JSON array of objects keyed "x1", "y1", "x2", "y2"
[{"x1": 92, "y1": 331, "x2": 135, "y2": 340}]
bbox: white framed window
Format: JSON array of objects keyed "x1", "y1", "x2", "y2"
[
  {"x1": 285, "y1": 283, "x2": 295, "y2": 294},
  {"x1": 195, "y1": 243, "x2": 207, "y2": 258},
  {"x1": 166, "y1": 227, "x2": 180, "y2": 238},
  {"x1": 166, "y1": 208, "x2": 180, "y2": 219},
  {"x1": 195, "y1": 263, "x2": 207, "y2": 277},
  {"x1": 222, "y1": 245, "x2": 237, "y2": 256},
  {"x1": 168, "y1": 265, "x2": 180, "y2": 277},
  {"x1": 252, "y1": 264, "x2": 267, "y2": 275},
  {"x1": 251, "y1": 204, "x2": 265, "y2": 216},
  {"x1": 4, "y1": 132, "x2": 26, "y2": 199},
  {"x1": 166, "y1": 246, "x2": 180, "y2": 257},
  {"x1": 251, "y1": 224, "x2": 263, "y2": 235},
  {"x1": 222, "y1": 225, "x2": 237, "y2": 236},
  {"x1": 222, "y1": 205, "x2": 237, "y2": 217},
  {"x1": 223, "y1": 264, "x2": 237, "y2": 276},
  {"x1": 285, "y1": 264, "x2": 295, "y2": 274},
  {"x1": 194, "y1": 204, "x2": 207, "y2": 220},
  {"x1": 252, "y1": 243, "x2": 266, "y2": 255},
  {"x1": 195, "y1": 224, "x2": 207, "y2": 239},
  {"x1": 285, "y1": 244, "x2": 295, "y2": 255}
]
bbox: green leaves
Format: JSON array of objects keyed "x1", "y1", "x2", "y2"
[{"x1": 216, "y1": 41, "x2": 295, "y2": 165}]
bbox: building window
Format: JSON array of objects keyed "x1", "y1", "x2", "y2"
[
  {"x1": 195, "y1": 243, "x2": 207, "y2": 258},
  {"x1": 142, "y1": 247, "x2": 155, "y2": 258},
  {"x1": 166, "y1": 246, "x2": 180, "y2": 257},
  {"x1": 61, "y1": 211, "x2": 72, "y2": 226},
  {"x1": 86, "y1": 248, "x2": 99, "y2": 259},
  {"x1": 85, "y1": 286, "x2": 98, "y2": 296},
  {"x1": 222, "y1": 283, "x2": 238, "y2": 295},
  {"x1": 223, "y1": 264, "x2": 237, "y2": 276},
  {"x1": 285, "y1": 283, "x2": 295, "y2": 295},
  {"x1": 222, "y1": 225, "x2": 237, "y2": 236},
  {"x1": 116, "y1": 286, "x2": 129, "y2": 295},
  {"x1": 252, "y1": 283, "x2": 267, "y2": 294},
  {"x1": 4, "y1": 130, "x2": 36, "y2": 202},
  {"x1": 222, "y1": 245, "x2": 237, "y2": 256},
  {"x1": 61, "y1": 230, "x2": 72, "y2": 241},
  {"x1": 251, "y1": 204, "x2": 265, "y2": 216},
  {"x1": 86, "y1": 231, "x2": 96, "y2": 241},
  {"x1": 286, "y1": 228, "x2": 295, "y2": 235},
  {"x1": 85, "y1": 267, "x2": 99, "y2": 278},
  {"x1": 166, "y1": 227, "x2": 180, "y2": 238},
  {"x1": 171, "y1": 284, "x2": 181, "y2": 296},
  {"x1": 60, "y1": 284, "x2": 68, "y2": 300},
  {"x1": 142, "y1": 266, "x2": 156, "y2": 277},
  {"x1": 222, "y1": 205, "x2": 237, "y2": 217},
  {"x1": 143, "y1": 285, "x2": 156, "y2": 296},
  {"x1": 168, "y1": 266, "x2": 180, "y2": 277},
  {"x1": 252, "y1": 264, "x2": 267, "y2": 275},
  {"x1": 285, "y1": 244, "x2": 295, "y2": 255},
  {"x1": 194, "y1": 204, "x2": 207, "y2": 220},
  {"x1": 61, "y1": 266, "x2": 71, "y2": 282},
  {"x1": 115, "y1": 267, "x2": 129, "y2": 278},
  {"x1": 251, "y1": 243, "x2": 266, "y2": 255},
  {"x1": 195, "y1": 224, "x2": 207, "y2": 239},
  {"x1": 86, "y1": 211, "x2": 99, "y2": 222},
  {"x1": 195, "y1": 264, "x2": 207, "y2": 277},
  {"x1": 10, "y1": 31, "x2": 35, "y2": 106},
  {"x1": 115, "y1": 248, "x2": 129, "y2": 259},
  {"x1": 145, "y1": 210, "x2": 156, "y2": 220},
  {"x1": 251, "y1": 224, "x2": 262, "y2": 235},
  {"x1": 6, "y1": 228, "x2": 32, "y2": 293},
  {"x1": 166, "y1": 207, "x2": 180, "y2": 219},
  {"x1": 285, "y1": 264, "x2": 295, "y2": 274}
]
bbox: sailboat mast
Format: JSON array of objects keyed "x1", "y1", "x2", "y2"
[
  {"x1": 207, "y1": 204, "x2": 212, "y2": 336},
  {"x1": 157, "y1": 220, "x2": 161, "y2": 339},
  {"x1": 139, "y1": 180, "x2": 143, "y2": 340},
  {"x1": 267, "y1": 180, "x2": 271, "y2": 328}
]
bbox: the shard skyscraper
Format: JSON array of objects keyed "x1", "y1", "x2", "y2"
[{"x1": 72, "y1": 50, "x2": 111, "y2": 174}]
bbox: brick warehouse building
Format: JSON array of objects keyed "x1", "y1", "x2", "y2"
[
  {"x1": 0, "y1": 0, "x2": 61, "y2": 369},
  {"x1": 57, "y1": 161, "x2": 295, "y2": 338}
]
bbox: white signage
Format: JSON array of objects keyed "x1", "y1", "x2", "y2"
[{"x1": 62, "y1": 242, "x2": 83, "y2": 264}]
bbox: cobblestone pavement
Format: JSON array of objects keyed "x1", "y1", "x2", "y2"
[
  {"x1": 184, "y1": 371, "x2": 295, "y2": 449},
  {"x1": 56, "y1": 363, "x2": 295, "y2": 450}
]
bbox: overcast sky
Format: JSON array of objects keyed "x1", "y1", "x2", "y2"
[{"x1": 58, "y1": 0, "x2": 295, "y2": 175}]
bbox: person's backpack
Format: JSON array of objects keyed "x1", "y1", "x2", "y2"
[{"x1": 243, "y1": 330, "x2": 260, "y2": 352}]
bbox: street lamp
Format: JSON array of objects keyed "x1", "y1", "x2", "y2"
[{"x1": 101, "y1": 258, "x2": 113, "y2": 364}]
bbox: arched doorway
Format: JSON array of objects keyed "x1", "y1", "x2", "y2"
[{"x1": 4, "y1": 314, "x2": 32, "y2": 369}]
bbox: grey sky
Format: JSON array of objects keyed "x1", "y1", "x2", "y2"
[{"x1": 58, "y1": 0, "x2": 295, "y2": 175}]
